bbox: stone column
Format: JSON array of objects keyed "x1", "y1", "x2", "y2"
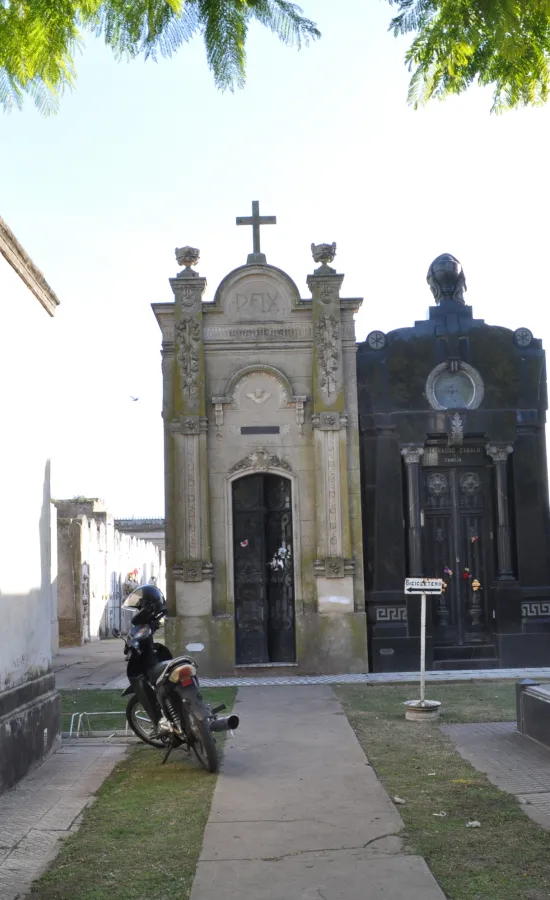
[
  {"x1": 307, "y1": 249, "x2": 354, "y2": 612},
  {"x1": 486, "y1": 443, "x2": 515, "y2": 580},
  {"x1": 167, "y1": 251, "x2": 213, "y2": 616},
  {"x1": 401, "y1": 445, "x2": 424, "y2": 576}
]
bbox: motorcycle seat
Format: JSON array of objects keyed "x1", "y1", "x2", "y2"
[{"x1": 149, "y1": 660, "x2": 171, "y2": 683}]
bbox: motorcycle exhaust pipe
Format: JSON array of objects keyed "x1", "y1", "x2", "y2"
[{"x1": 209, "y1": 714, "x2": 239, "y2": 733}]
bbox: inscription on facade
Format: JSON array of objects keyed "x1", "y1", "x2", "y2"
[
  {"x1": 224, "y1": 278, "x2": 290, "y2": 320},
  {"x1": 423, "y1": 447, "x2": 485, "y2": 467}
]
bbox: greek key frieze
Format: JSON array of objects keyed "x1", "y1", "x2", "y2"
[
  {"x1": 521, "y1": 601, "x2": 550, "y2": 618},
  {"x1": 375, "y1": 606, "x2": 408, "y2": 622}
]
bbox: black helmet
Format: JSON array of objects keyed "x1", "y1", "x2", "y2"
[{"x1": 122, "y1": 585, "x2": 166, "y2": 621}]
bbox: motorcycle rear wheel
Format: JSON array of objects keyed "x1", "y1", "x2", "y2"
[
  {"x1": 126, "y1": 695, "x2": 169, "y2": 749},
  {"x1": 189, "y1": 712, "x2": 219, "y2": 773}
]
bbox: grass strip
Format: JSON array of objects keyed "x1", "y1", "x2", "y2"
[
  {"x1": 60, "y1": 689, "x2": 131, "y2": 732},
  {"x1": 32, "y1": 687, "x2": 236, "y2": 900},
  {"x1": 336, "y1": 682, "x2": 550, "y2": 900}
]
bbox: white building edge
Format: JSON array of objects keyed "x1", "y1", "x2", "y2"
[{"x1": 0, "y1": 216, "x2": 61, "y2": 793}]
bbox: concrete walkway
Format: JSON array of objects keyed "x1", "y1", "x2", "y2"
[
  {"x1": 53, "y1": 639, "x2": 125, "y2": 689},
  {"x1": 191, "y1": 686, "x2": 445, "y2": 900},
  {"x1": 444, "y1": 721, "x2": 550, "y2": 831},
  {"x1": 0, "y1": 740, "x2": 126, "y2": 900}
]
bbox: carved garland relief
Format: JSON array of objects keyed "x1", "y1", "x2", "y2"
[
  {"x1": 175, "y1": 317, "x2": 201, "y2": 400},
  {"x1": 315, "y1": 315, "x2": 340, "y2": 398}
]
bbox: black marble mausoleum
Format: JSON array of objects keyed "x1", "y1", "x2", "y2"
[{"x1": 357, "y1": 254, "x2": 550, "y2": 672}]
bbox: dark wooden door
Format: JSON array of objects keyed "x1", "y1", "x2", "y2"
[
  {"x1": 233, "y1": 474, "x2": 295, "y2": 665},
  {"x1": 422, "y1": 466, "x2": 494, "y2": 646}
]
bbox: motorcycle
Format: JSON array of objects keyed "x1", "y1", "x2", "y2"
[{"x1": 114, "y1": 585, "x2": 239, "y2": 773}]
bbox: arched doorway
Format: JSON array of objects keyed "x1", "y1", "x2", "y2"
[{"x1": 232, "y1": 473, "x2": 296, "y2": 665}]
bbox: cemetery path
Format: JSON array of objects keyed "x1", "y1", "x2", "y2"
[
  {"x1": 190, "y1": 685, "x2": 446, "y2": 900},
  {"x1": 0, "y1": 740, "x2": 126, "y2": 900},
  {"x1": 53, "y1": 639, "x2": 125, "y2": 689}
]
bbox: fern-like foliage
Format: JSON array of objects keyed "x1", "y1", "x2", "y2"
[
  {"x1": 388, "y1": 0, "x2": 550, "y2": 112},
  {"x1": 0, "y1": 0, "x2": 320, "y2": 114}
]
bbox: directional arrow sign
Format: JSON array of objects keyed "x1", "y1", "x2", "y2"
[{"x1": 404, "y1": 577, "x2": 443, "y2": 595}]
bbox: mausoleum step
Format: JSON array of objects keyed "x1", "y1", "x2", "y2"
[
  {"x1": 433, "y1": 658, "x2": 500, "y2": 671},
  {"x1": 433, "y1": 644, "x2": 498, "y2": 662}
]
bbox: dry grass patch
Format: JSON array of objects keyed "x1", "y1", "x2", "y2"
[{"x1": 337, "y1": 682, "x2": 550, "y2": 900}]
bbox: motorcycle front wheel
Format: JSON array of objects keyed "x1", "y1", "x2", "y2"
[
  {"x1": 126, "y1": 695, "x2": 169, "y2": 749},
  {"x1": 188, "y1": 712, "x2": 219, "y2": 773}
]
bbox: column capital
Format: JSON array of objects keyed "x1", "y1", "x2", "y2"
[
  {"x1": 169, "y1": 275, "x2": 207, "y2": 311},
  {"x1": 486, "y1": 443, "x2": 514, "y2": 462},
  {"x1": 307, "y1": 272, "x2": 345, "y2": 306},
  {"x1": 401, "y1": 445, "x2": 424, "y2": 465}
]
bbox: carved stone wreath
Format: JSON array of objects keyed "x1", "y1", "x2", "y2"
[
  {"x1": 175, "y1": 317, "x2": 201, "y2": 399},
  {"x1": 229, "y1": 447, "x2": 292, "y2": 475},
  {"x1": 315, "y1": 315, "x2": 340, "y2": 398},
  {"x1": 427, "y1": 472, "x2": 449, "y2": 496},
  {"x1": 460, "y1": 472, "x2": 481, "y2": 495}
]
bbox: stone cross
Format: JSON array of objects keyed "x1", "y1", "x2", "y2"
[{"x1": 236, "y1": 200, "x2": 276, "y2": 265}]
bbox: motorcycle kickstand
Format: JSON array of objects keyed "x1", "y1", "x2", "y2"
[{"x1": 161, "y1": 737, "x2": 176, "y2": 765}]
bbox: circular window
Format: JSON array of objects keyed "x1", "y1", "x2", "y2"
[
  {"x1": 426, "y1": 362, "x2": 484, "y2": 411},
  {"x1": 433, "y1": 370, "x2": 475, "y2": 409}
]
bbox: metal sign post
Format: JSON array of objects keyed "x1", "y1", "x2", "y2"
[
  {"x1": 404, "y1": 577, "x2": 442, "y2": 721},
  {"x1": 420, "y1": 592, "x2": 426, "y2": 705}
]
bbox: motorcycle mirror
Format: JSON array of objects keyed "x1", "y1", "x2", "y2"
[{"x1": 112, "y1": 628, "x2": 121, "y2": 638}]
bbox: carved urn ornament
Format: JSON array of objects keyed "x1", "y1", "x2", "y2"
[
  {"x1": 427, "y1": 253, "x2": 466, "y2": 305},
  {"x1": 175, "y1": 245, "x2": 200, "y2": 277},
  {"x1": 311, "y1": 242, "x2": 337, "y2": 274}
]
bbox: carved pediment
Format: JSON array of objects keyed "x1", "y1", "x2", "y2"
[
  {"x1": 229, "y1": 447, "x2": 292, "y2": 475},
  {"x1": 212, "y1": 265, "x2": 300, "y2": 322},
  {"x1": 212, "y1": 364, "x2": 307, "y2": 436}
]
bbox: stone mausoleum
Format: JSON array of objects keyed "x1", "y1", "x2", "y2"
[
  {"x1": 153, "y1": 203, "x2": 368, "y2": 675},
  {"x1": 358, "y1": 253, "x2": 550, "y2": 672},
  {"x1": 154, "y1": 206, "x2": 550, "y2": 676}
]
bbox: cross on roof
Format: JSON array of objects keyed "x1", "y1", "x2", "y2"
[{"x1": 236, "y1": 200, "x2": 276, "y2": 265}]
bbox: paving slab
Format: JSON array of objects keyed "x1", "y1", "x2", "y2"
[
  {"x1": 0, "y1": 740, "x2": 127, "y2": 900},
  {"x1": 443, "y1": 721, "x2": 550, "y2": 830},
  {"x1": 191, "y1": 686, "x2": 445, "y2": 900}
]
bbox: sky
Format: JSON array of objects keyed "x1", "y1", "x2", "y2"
[{"x1": 1, "y1": 0, "x2": 550, "y2": 517}]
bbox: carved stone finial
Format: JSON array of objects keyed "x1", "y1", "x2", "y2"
[
  {"x1": 175, "y1": 246, "x2": 200, "y2": 278},
  {"x1": 311, "y1": 242, "x2": 337, "y2": 274},
  {"x1": 427, "y1": 253, "x2": 466, "y2": 305}
]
